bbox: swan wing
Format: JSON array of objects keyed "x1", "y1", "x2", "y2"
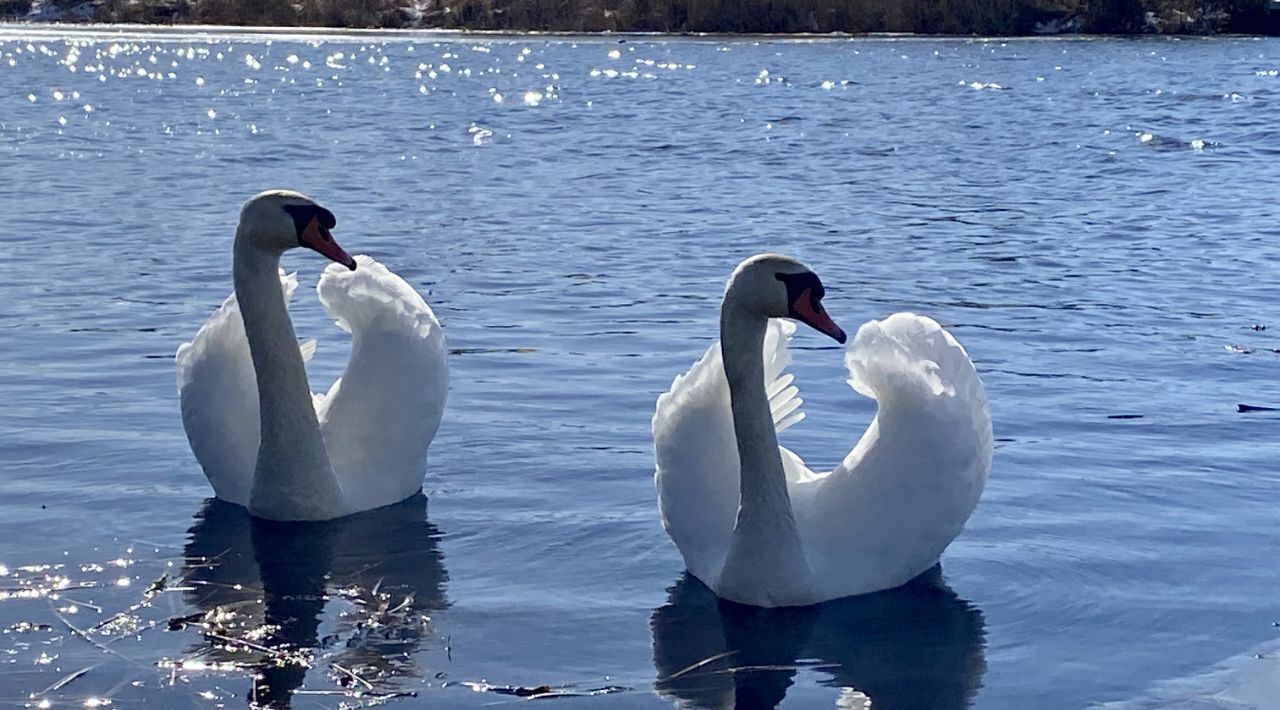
[
  {"x1": 791, "y1": 313, "x2": 994, "y2": 598},
  {"x1": 177, "y1": 271, "x2": 310, "y2": 506},
  {"x1": 653, "y1": 320, "x2": 803, "y2": 585},
  {"x1": 315, "y1": 255, "x2": 448, "y2": 513}
]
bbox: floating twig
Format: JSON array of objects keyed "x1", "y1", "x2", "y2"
[
  {"x1": 86, "y1": 611, "x2": 129, "y2": 633},
  {"x1": 465, "y1": 681, "x2": 630, "y2": 699},
  {"x1": 1238, "y1": 403, "x2": 1279, "y2": 413},
  {"x1": 40, "y1": 665, "x2": 95, "y2": 694},
  {"x1": 659, "y1": 650, "x2": 738, "y2": 682},
  {"x1": 331, "y1": 662, "x2": 374, "y2": 691},
  {"x1": 144, "y1": 573, "x2": 169, "y2": 596},
  {"x1": 50, "y1": 603, "x2": 141, "y2": 667},
  {"x1": 208, "y1": 632, "x2": 291, "y2": 660}
]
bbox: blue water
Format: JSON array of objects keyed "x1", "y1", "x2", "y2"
[{"x1": 1, "y1": 26, "x2": 1279, "y2": 708}]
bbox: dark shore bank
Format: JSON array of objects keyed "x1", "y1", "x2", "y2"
[{"x1": 3, "y1": 0, "x2": 1279, "y2": 35}]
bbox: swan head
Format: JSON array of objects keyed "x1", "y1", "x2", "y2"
[
  {"x1": 237, "y1": 190, "x2": 357, "y2": 271},
  {"x1": 726, "y1": 254, "x2": 846, "y2": 344}
]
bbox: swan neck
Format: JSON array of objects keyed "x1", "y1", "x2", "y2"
[
  {"x1": 232, "y1": 236, "x2": 342, "y2": 519},
  {"x1": 719, "y1": 304, "x2": 796, "y2": 528}
]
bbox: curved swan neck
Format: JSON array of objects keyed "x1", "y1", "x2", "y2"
[
  {"x1": 716, "y1": 300, "x2": 811, "y2": 604},
  {"x1": 718, "y1": 303, "x2": 796, "y2": 529},
  {"x1": 232, "y1": 240, "x2": 302, "y2": 416},
  {"x1": 232, "y1": 233, "x2": 343, "y2": 520}
]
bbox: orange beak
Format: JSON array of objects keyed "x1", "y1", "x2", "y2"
[
  {"x1": 299, "y1": 216, "x2": 356, "y2": 271},
  {"x1": 791, "y1": 288, "x2": 846, "y2": 344}
]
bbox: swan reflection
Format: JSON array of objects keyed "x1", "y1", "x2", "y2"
[
  {"x1": 179, "y1": 494, "x2": 447, "y2": 707},
  {"x1": 651, "y1": 567, "x2": 985, "y2": 710}
]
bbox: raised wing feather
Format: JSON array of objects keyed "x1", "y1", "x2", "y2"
[
  {"x1": 653, "y1": 320, "x2": 802, "y2": 586},
  {"x1": 791, "y1": 313, "x2": 993, "y2": 599},
  {"x1": 177, "y1": 271, "x2": 309, "y2": 506},
  {"x1": 315, "y1": 255, "x2": 448, "y2": 513}
]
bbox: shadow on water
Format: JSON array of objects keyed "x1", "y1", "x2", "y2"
[
  {"x1": 650, "y1": 567, "x2": 986, "y2": 710},
  {"x1": 180, "y1": 493, "x2": 448, "y2": 707}
]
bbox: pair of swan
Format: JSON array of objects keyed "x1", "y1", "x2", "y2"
[{"x1": 177, "y1": 190, "x2": 992, "y2": 608}]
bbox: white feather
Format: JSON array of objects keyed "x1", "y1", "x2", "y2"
[
  {"x1": 176, "y1": 270, "x2": 303, "y2": 507},
  {"x1": 653, "y1": 314, "x2": 993, "y2": 605},
  {"x1": 315, "y1": 255, "x2": 448, "y2": 512},
  {"x1": 177, "y1": 256, "x2": 447, "y2": 518}
]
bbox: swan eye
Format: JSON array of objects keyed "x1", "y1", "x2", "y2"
[
  {"x1": 775, "y1": 271, "x2": 825, "y2": 310},
  {"x1": 283, "y1": 203, "x2": 338, "y2": 241}
]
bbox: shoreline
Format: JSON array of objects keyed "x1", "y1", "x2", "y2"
[
  {"x1": 0, "y1": 20, "x2": 1276, "y2": 40},
  {"x1": 4, "y1": 0, "x2": 1279, "y2": 37}
]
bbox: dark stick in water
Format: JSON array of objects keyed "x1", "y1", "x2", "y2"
[{"x1": 1237, "y1": 404, "x2": 1279, "y2": 413}]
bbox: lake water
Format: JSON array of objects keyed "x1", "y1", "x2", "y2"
[{"x1": 1, "y1": 25, "x2": 1278, "y2": 709}]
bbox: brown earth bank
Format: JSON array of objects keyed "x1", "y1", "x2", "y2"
[{"x1": 3, "y1": 0, "x2": 1279, "y2": 34}]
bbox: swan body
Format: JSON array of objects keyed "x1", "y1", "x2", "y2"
[
  {"x1": 653, "y1": 254, "x2": 992, "y2": 607},
  {"x1": 177, "y1": 190, "x2": 448, "y2": 521}
]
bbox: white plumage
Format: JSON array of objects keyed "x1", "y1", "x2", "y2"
[
  {"x1": 177, "y1": 191, "x2": 447, "y2": 521},
  {"x1": 654, "y1": 255, "x2": 992, "y2": 607}
]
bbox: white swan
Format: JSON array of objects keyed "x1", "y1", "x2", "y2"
[
  {"x1": 653, "y1": 254, "x2": 992, "y2": 607},
  {"x1": 176, "y1": 190, "x2": 448, "y2": 521}
]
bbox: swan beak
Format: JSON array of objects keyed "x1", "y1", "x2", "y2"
[
  {"x1": 791, "y1": 289, "x2": 847, "y2": 344},
  {"x1": 300, "y1": 217, "x2": 357, "y2": 271}
]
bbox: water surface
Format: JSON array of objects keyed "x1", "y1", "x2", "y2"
[{"x1": 1, "y1": 27, "x2": 1279, "y2": 708}]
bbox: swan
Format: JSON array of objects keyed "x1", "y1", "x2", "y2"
[
  {"x1": 652, "y1": 254, "x2": 992, "y2": 607},
  {"x1": 176, "y1": 190, "x2": 448, "y2": 521}
]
